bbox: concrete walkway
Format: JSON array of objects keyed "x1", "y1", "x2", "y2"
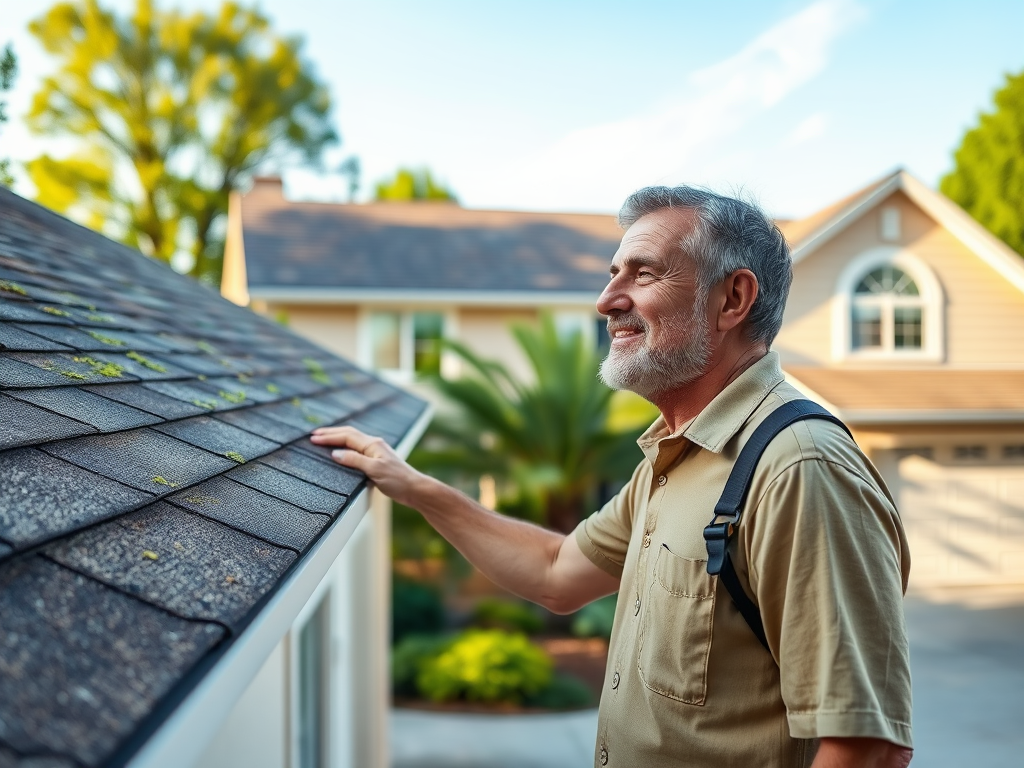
[{"x1": 390, "y1": 593, "x2": 1024, "y2": 767}]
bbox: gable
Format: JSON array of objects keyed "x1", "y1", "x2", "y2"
[{"x1": 776, "y1": 186, "x2": 1024, "y2": 368}]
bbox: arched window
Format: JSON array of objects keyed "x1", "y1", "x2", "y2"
[
  {"x1": 851, "y1": 266, "x2": 924, "y2": 351},
  {"x1": 832, "y1": 247, "x2": 943, "y2": 362}
]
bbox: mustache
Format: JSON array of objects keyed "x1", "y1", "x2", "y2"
[{"x1": 606, "y1": 314, "x2": 650, "y2": 335}]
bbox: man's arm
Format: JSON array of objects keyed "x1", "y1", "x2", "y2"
[
  {"x1": 813, "y1": 738, "x2": 912, "y2": 768},
  {"x1": 310, "y1": 426, "x2": 620, "y2": 613}
]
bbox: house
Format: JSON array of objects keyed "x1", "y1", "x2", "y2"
[
  {"x1": 0, "y1": 186, "x2": 429, "y2": 768},
  {"x1": 226, "y1": 170, "x2": 1024, "y2": 591}
]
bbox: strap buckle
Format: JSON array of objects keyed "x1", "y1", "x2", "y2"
[{"x1": 703, "y1": 521, "x2": 734, "y2": 576}]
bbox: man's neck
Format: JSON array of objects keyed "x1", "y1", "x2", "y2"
[{"x1": 650, "y1": 345, "x2": 769, "y2": 434}]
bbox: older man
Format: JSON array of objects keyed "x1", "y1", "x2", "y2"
[{"x1": 311, "y1": 186, "x2": 914, "y2": 768}]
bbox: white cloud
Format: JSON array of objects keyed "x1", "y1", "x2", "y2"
[
  {"x1": 785, "y1": 112, "x2": 829, "y2": 147},
  {"x1": 466, "y1": 0, "x2": 866, "y2": 211}
]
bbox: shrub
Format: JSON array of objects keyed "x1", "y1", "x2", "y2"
[
  {"x1": 525, "y1": 673, "x2": 596, "y2": 710},
  {"x1": 392, "y1": 575, "x2": 445, "y2": 644},
  {"x1": 391, "y1": 633, "x2": 453, "y2": 697},
  {"x1": 416, "y1": 629, "x2": 553, "y2": 704},
  {"x1": 571, "y1": 593, "x2": 617, "y2": 640},
  {"x1": 472, "y1": 597, "x2": 545, "y2": 635}
]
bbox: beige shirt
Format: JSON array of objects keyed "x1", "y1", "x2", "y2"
[{"x1": 574, "y1": 352, "x2": 912, "y2": 767}]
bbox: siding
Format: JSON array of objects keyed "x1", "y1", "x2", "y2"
[{"x1": 272, "y1": 305, "x2": 359, "y2": 361}]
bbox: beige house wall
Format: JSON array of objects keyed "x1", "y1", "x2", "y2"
[
  {"x1": 776, "y1": 190, "x2": 1024, "y2": 368},
  {"x1": 266, "y1": 304, "x2": 359, "y2": 361},
  {"x1": 453, "y1": 308, "x2": 540, "y2": 382}
]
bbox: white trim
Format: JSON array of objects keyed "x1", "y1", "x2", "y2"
[
  {"x1": 128, "y1": 406, "x2": 432, "y2": 768},
  {"x1": 249, "y1": 287, "x2": 600, "y2": 307},
  {"x1": 831, "y1": 247, "x2": 944, "y2": 363},
  {"x1": 840, "y1": 409, "x2": 1024, "y2": 424}
]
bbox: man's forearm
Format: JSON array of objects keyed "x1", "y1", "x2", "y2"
[{"x1": 812, "y1": 738, "x2": 912, "y2": 768}]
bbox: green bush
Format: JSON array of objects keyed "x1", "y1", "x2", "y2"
[
  {"x1": 472, "y1": 597, "x2": 545, "y2": 635},
  {"x1": 392, "y1": 575, "x2": 445, "y2": 644},
  {"x1": 525, "y1": 672, "x2": 596, "y2": 710},
  {"x1": 391, "y1": 633, "x2": 453, "y2": 697},
  {"x1": 416, "y1": 629, "x2": 553, "y2": 704},
  {"x1": 571, "y1": 593, "x2": 617, "y2": 640}
]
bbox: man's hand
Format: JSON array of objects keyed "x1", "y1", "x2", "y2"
[
  {"x1": 812, "y1": 738, "x2": 912, "y2": 768},
  {"x1": 310, "y1": 426, "x2": 425, "y2": 506}
]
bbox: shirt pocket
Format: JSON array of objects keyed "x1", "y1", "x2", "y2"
[{"x1": 637, "y1": 543, "x2": 716, "y2": 705}]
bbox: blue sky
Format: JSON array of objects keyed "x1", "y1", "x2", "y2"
[{"x1": 2, "y1": 0, "x2": 1022, "y2": 219}]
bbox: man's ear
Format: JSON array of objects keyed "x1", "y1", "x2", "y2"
[{"x1": 715, "y1": 269, "x2": 759, "y2": 333}]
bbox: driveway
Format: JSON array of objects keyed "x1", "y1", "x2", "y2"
[{"x1": 391, "y1": 593, "x2": 1024, "y2": 767}]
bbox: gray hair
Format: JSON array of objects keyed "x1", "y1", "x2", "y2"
[{"x1": 618, "y1": 186, "x2": 792, "y2": 347}]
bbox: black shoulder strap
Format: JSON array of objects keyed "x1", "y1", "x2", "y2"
[{"x1": 703, "y1": 400, "x2": 852, "y2": 653}]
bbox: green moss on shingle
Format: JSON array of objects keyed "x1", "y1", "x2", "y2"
[
  {"x1": 218, "y1": 389, "x2": 246, "y2": 404},
  {"x1": 87, "y1": 330, "x2": 124, "y2": 347},
  {"x1": 126, "y1": 350, "x2": 167, "y2": 372},
  {"x1": 191, "y1": 399, "x2": 217, "y2": 410},
  {"x1": 0, "y1": 279, "x2": 28, "y2": 296},
  {"x1": 224, "y1": 451, "x2": 246, "y2": 464},
  {"x1": 41, "y1": 306, "x2": 71, "y2": 317},
  {"x1": 152, "y1": 476, "x2": 178, "y2": 487},
  {"x1": 303, "y1": 357, "x2": 332, "y2": 386},
  {"x1": 73, "y1": 356, "x2": 124, "y2": 378},
  {"x1": 196, "y1": 340, "x2": 217, "y2": 355},
  {"x1": 59, "y1": 370, "x2": 88, "y2": 380},
  {"x1": 85, "y1": 313, "x2": 116, "y2": 323},
  {"x1": 265, "y1": 383, "x2": 280, "y2": 394}
]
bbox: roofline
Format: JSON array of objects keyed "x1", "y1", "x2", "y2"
[
  {"x1": 791, "y1": 170, "x2": 1024, "y2": 297},
  {"x1": 127, "y1": 405, "x2": 432, "y2": 768},
  {"x1": 248, "y1": 287, "x2": 602, "y2": 308}
]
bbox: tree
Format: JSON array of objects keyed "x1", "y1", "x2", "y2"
[
  {"x1": 941, "y1": 69, "x2": 1024, "y2": 258},
  {"x1": 411, "y1": 314, "x2": 655, "y2": 534},
  {"x1": 0, "y1": 44, "x2": 17, "y2": 187},
  {"x1": 26, "y1": 0, "x2": 337, "y2": 282},
  {"x1": 375, "y1": 167, "x2": 457, "y2": 202}
]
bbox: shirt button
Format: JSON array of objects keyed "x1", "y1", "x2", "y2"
[
  {"x1": 611, "y1": 671, "x2": 620, "y2": 689},
  {"x1": 600, "y1": 746, "x2": 609, "y2": 765},
  {"x1": 642, "y1": 533, "x2": 651, "y2": 548},
  {"x1": 634, "y1": 597, "x2": 641, "y2": 615},
  {"x1": 657, "y1": 475, "x2": 667, "y2": 486}
]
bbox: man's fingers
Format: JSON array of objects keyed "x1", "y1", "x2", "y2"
[
  {"x1": 310, "y1": 425, "x2": 375, "y2": 452},
  {"x1": 330, "y1": 447, "x2": 371, "y2": 473}
]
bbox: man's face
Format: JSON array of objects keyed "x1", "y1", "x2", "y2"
[{"x1": 597, "y1": 207, "x2": 712, "y2": 399}]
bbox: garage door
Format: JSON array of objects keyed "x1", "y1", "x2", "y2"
[{"x1": 893, "y1": 455, "x2": 1024, "y2": 588}]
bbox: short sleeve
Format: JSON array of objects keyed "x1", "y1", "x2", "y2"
[
  {"x1": 744, "y1": 457, "x2": 914, "y2": 748},
  {"x1": 573, "y1": 461, "x2": 646, "y2": 579}
]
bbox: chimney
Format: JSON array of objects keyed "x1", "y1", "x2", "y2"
[{"x1": 249, "y1": 176, "x2": 284, "y2": 196}]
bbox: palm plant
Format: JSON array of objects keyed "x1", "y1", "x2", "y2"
[{"x1": 411, "y1": 314, "x2": 655, "y2": 533}]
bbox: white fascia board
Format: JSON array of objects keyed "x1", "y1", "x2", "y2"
[
  {"x1": 842, "y1": 409, "x2": 1024, "y2": 425},
  {"x1": 247, "y1": 287, "x2": 601, "y2": 308},
  {"x1": 128, "y1": 405, "x2": 432, "y2": 768},
  {"x1": 790, "y1": 173, "x2": 903, "y2": 265}
]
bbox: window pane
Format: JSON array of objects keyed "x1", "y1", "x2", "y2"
[
  {"x1": 413, "y1": 312, "x2": 443, "y2": 375},
  {"x1": 370, "y1": 312, "x2": 401, "y2": 370},
  {"x1": 851, "y1": 304, "x2": 882, "y2": 348},
  {"x1": 893, "y1": 307, "x2": 922, "y2": 348},
  {"x1": 855, "y1": 266, "x2": 919, "y2": 296},
  {"x1": 298, "y1": 598, "x2": 329, "y2": 768}
]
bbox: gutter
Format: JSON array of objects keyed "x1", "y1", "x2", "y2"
[{"x1": 247, "y1": 287, "x2": 601, "y2": 307}]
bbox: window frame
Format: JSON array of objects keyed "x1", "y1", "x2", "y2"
[
  {"x1": 358, "y1": 308, "x2": 454, "y2": 383},
  {"x1": 831, "y1": 247, "x2": 944, "y2": 362}
]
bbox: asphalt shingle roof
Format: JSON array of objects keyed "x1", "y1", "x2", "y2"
[
  {"x1": 240, "y1": 180, "x2": 622, "y2": 293},
  {"x1": 0, "y1": 187, "x2": 427, "y2": 768}
]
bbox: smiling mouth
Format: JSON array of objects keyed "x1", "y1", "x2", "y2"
[{"x1": 609, "y1": 326, "x2": 644, "y2": 343}]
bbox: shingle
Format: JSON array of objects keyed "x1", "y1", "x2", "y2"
[
  {"x1": 84, "y1": 382, "x2": 209, "y2": 420},
  {"x1": 0, "y1": 323, "x2": 72, "y2": 352},
  {"x1": 226, "y1": 461, "x2": 349, "y2": 516},
  {"x1": 167, "y1": 476, "x2": 329, "y2": 551},
  {"x1": 258, "y1": 447, "x2": 365, "y2": 497},
  {"x1": 1, "y1": 352, "x2": 140, "y2": 386},
  {"x1": 0, "y1": 542, "x2": 11, "y2": 559},
  {"x1": 213, "y1": 407, "x2": 310, "y2": 444},
  {"x1": 0, "y1": 355, "x2": 81, "y2": 388},
  {"x1": 10, "y1": 323, "x2": 120, "y2": 352},
  {"x1": 45, "y1": 502, "x2": 296, "y2": 629},
  {"x1": 0, "y1": 557, "x2": 224, "y2": 768},
  {"x1": 7, "y1": 386, "x2": 162, "y2": 431},
  {"x1": 256, "y1": 399, "x2": 331, "y2": 431},
  {"x1": 39, "y1": 428, "x2": 235, "y2": 493},
  {"x1": 0, "y1": 744, "x2": 78, "y2": 768},
  {"x1": 142, "y1": 380, "x2": 252, "y2": 412},
  {"x1": 152, "y1": 415, "x2": 280, "y2": 463},
  {"x1": 0, "y1": 449, "x2": 153, "y2": 549},
  {"x1": 0, "y1": 394, "x2": 97, "y2": 449},
  {"x1": 159, "y1": 353, "x2": 238, "y2": 377},
  {"x1": 0, "y1": 302, "x2": 72, "y2": 325}
]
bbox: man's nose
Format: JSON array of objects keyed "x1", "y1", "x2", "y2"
[{"x1": 596, "y1": 279, "x2": 631, "y2": 316}]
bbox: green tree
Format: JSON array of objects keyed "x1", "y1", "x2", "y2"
[
  {"x1": 412, "y1": 314, "x2": 655, "y2": 534},
  {"x1": 26, "y1": 0, "x2": 337, "y2": 282},
  {"x1": 0, "y1": 43, "x2": 17, "y2": 188},
  {"x1": 375, "y1": 167, "x2": 457, "y2": 202},
  {"x1": 941, "y1": 69, "x2": 1024, "y2": 258}
]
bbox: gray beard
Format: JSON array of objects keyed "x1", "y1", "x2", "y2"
[{"x1": 598, "y1": 307, "x2": 712, "y2": 400}]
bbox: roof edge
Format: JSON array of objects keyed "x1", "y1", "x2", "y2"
[
  {"x1": 249, "y1": 287, "x2": 602, "y2": 307},
  {"x1": 125, "y1": 405, "x2": 432, "y2": 768}
]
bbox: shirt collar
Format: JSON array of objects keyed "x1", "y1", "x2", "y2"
[{"x1": 637, "y1": 351, "x2": 785, "y2": 460}]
